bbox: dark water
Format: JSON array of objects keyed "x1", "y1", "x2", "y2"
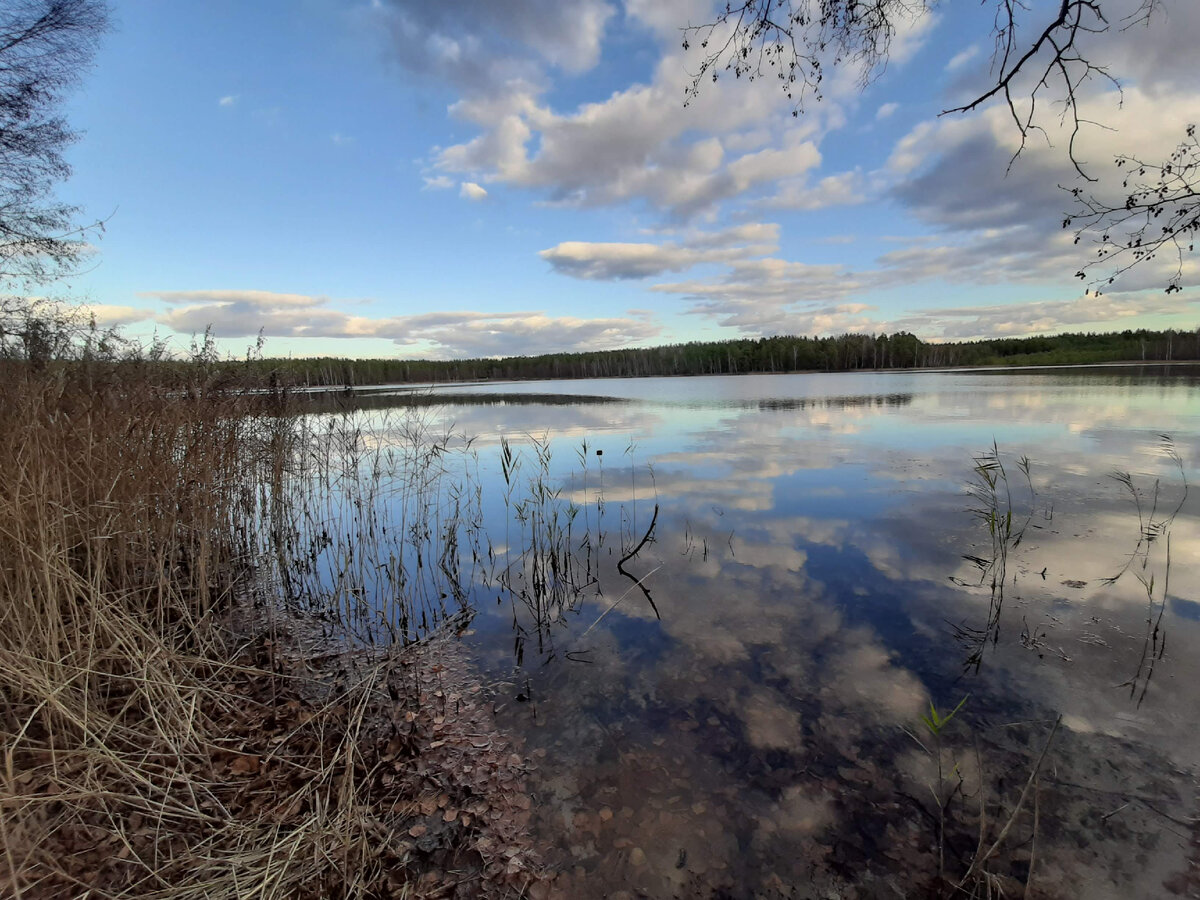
[{"x1": 327, "y1": 367, "x2": 1200, "y2": 898}]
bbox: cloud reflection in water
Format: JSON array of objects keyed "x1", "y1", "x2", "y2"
[{"x1": 328, "y1": 368, "x2": 1199, "y2": 897}]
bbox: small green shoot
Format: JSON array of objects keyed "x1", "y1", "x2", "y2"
[{"x1": 921, "y1": 694, "x2": 969, "y2": 737}]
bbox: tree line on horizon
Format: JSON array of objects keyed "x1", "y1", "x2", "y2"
[{"x1": 227, "y1": 327, "x2": 1199, "y2": 388}]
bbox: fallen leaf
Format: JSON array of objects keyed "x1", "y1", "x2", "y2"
[{"x1": 229, "y1": 754, "x2": 261, "y2": 776}]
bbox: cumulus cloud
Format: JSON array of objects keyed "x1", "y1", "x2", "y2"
[
  {"x1": 653, "y1": 258, "x2": 874, "y2": 335},
  {"x1": 139, "y1": 289, "x2": 661, "y2": 357},
  {"x1": 623, "y1": 0, "x2": 712, "y2": 38},
  {"x1": 882, "y1": 6, "x2": 938, "y2": 65},
  {"x1": 650, "y1": 255, "x2": 1200, "y2": 339},
  {"x1": 436, "y1": 76, "x2": 801, "y2": 217},
  {"x1": 1071, "y1": 0, "x2": 1200, "y2": 96},
  {"x1": 540, "y1": 222, "x2": 779, "y2": 280},
  {"x1": 459, "y1": 181, "x2": 488, "y2": 201},
  {"x1": 424, "y1": 310, "x2": 661, "y2": 356},
  {"x1": 655, "y1": 257, "x2": 861, "y2": 305},
  {"x1": 364, "y1": 0, "x2": 615, "y2": 93},
  {"x1": 725, "y1": 142, "x2": 822, "y2": 191},
  {"x1": 542, "y1": 241, "x2": 719, "y2": 280},
  {"x1": 372, "y1": 0, "x2": 939, "y2": 222},
  {"x1": 763, "y1": 171, "x2": 866, "y2": 211},
  {"x1": 527, "y1": 13, "x2": 1200, "y2": 345},
  {"x1": 875, "y1": 102, "x2": 899, "y2": 120},
  {"x1": 882, "y1": 7, "x2": 1200, "y2": 296},
  {"x1": 415, "y1": 7, "x2": 862, "y2": 220},
  {"x1": 534, "y1": 224, "x2": 868, "y2": 339},
  {"x1": 685, "y1": 221, "x2": 780, "y2": 249}
]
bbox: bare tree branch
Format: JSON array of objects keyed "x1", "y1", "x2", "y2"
[
  {"x1": 940, "y1": 1, "x2": 1126, "y2": 181},
  {"x1": 1065, "y1": 124, "x2": 1200, "y2": 294},
  {"x1": 683, "y1": 1, "x2": 1155, "y2": 167},
  {"x1": 683, "y1": 1, "x2": 924, "y2": 116}
]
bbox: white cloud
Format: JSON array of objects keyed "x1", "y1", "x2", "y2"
[
  {"x1": 540, "y1": 222, "x2": 779, "y2": 280},
  {"x1": 422, "y1": 0, "x2": 1200, "y2": 228},
  {"x1": 541, "y1": 241, "x2": 716, "y2": 280},
  {"x1": 422, "y1": 174, "x2": 454, "y2": 190},
  {"x1": 683, "y1": 222, "x2": 780, "y2": 252},
  {"x1": 883, "y1": 7, "x2": 938, "y2": 66},
  {"x1": 218, "y1": 95, "x2": 237, "y2": 107},
  {"x1": 331, "y1": 132, "x2": 355, "y2": 146},
  {"x1": 459, "y1": 181, "x2": 488, "y2": 201},
  {"x1": 877, "y1": 0, "x2": 1200, "y2": 297},
  {"x1": 883, "y1": 80, "x2": 1200, "y2": 294},
  {"x1": 381, "y1": 0, "x2": 942, "y2": 222},
  {"x1": 653, "y1": 257, "x2": 871, "y2": 335},
  {"x1": 763, "y1": 171, "x2": 865, "y2": 211},
  {"x1": 153, "y1": 289, "x2": 322, "y2": 309},
  {"x1": 424, "y1": 15, "x2": 846, "y2": 220},
  {"x1": 138, "y1": 290, "x2": 661, "y2": 357},
  {"x1": 623, "y1": 0, "x2": 711, "y2": 38},
  {"x1": 944, "y1": 46, "x2": 979, "y2": 72},
  {"x1": 1076, "y1": 0, "x2": 1200, "y2": 96},
  {"x1": 638, "y1": 245, "x2": 1200, "y2": 338},
  {"x1": 83, "y1": 304, "x2": 152, "y2": 327},
  {"x1": 436, "y1": 79, "x2": 836, "y2": 217},
  {"x1": 725, "y1": 142, "x2": 822, "y2": 191}
]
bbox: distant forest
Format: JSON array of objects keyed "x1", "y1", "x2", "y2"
[{"x1": 234, "y1": 327, "x2": 1199, "y2": 387}]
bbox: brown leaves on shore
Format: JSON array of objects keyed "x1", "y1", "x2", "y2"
[{"x1": 3, "y1": 615, "x2": 552, "y2": 899}]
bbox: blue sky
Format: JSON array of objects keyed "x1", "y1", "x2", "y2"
[{"x1": 60, "y1": 0, "x2": 1200, "y2": 359}]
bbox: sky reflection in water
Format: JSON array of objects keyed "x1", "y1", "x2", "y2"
[{"x1": 346, "y1": 368, "x2": 1200, "y2": 898}]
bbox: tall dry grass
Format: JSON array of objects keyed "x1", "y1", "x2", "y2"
[
  {"x1": 0, "y1": 356, "x2": 268, "y2": 894},
  {"x1": 0, "y1": 350, "x2": 546, "y2": 899}
]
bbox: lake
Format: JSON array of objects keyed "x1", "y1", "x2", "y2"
[{"x1": 303, "y1": 366, "x2": 1200, "y2": 898}]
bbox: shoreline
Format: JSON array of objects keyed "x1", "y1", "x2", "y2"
[{"x1": 287, "y1": 358, "x2": 1200, "y2": 397}]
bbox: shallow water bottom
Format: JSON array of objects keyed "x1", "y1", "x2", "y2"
[{"x1": 491, "y1": 656, "x2": 1197, "y2": 899}]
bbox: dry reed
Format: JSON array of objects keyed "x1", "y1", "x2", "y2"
[{"x1": 0, "y1": 355, "x2": 545, "y2": 899}]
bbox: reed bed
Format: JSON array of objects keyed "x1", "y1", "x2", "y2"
[
  {"x1": 253, "y1": 408, "x2": 485, "y2": 645},
  {"x1": 0, "y1": 357, "x2": 548, "y2": 898}
]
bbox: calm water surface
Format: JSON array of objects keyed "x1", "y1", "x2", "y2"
[{"x1": 338, "y1": 368, "x2": 1200, "y2": 898}]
